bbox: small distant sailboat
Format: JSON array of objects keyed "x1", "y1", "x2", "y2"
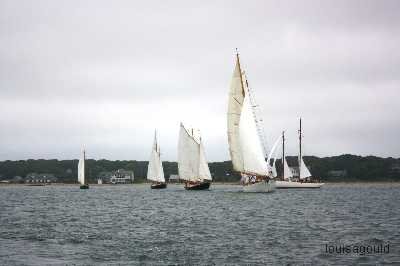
[
  {"x1": 227, "y1": 51, "x2": 275, "y2": 193},
  {"x1": 147, "y1": 130, "x2": 167, "y2": 189},
  {"x1": 78, "y1": 149, "x2": 89, "y2": 189},
  {"x1": 275, "y1": 119, "x2": 324, "y2": 188},
  {"x1": 178, "y1": 123, "x2": 212, "y2": 190}
]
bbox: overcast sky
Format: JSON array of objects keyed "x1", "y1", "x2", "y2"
[{"x1": 1, "y1": 0, "x2": 399, "y2": 161}]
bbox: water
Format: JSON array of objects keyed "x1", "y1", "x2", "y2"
[{"x1": 0, "y1": 183, "x2": 399, "y2": 265}]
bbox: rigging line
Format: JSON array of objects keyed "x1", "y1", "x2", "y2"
[{"x1": 247, "y1": 83, "x2": 269, "y2": 157}]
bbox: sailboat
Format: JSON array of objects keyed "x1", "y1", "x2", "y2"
[
  {"x1": 147, "y1": 130, "x2": 167, "y2": 189},
  {"x1": 78, "y1": 149, "x2": 89, "y2": 189},
  {"x1": 227, "y1": 51, "x2": 275, "y2": 193},
  {"x1": 275, "y1": 119, "x2": 324, "y2": 188},
  {"x1": 177, "y1": 123, "x2": 212, "y2": 190}
]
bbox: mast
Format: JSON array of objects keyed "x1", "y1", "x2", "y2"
[
  {"x1": 83, "y1": 149, "x2": 86, "y2": 185},
  {"x1": 282, "y1": 131, "x2": 285, "y2": 180},
  {"x1": 298, "y1": 118, "x2": 302, "y2": 178}
]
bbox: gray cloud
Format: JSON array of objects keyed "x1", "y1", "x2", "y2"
[{"x1": 1, "y1": 0, "x2": 399, "y2": 161}]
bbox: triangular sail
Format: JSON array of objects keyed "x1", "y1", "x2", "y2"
[
  {"x1": 178, "y1": 123, "x2": 212, "y2": 182},
  {"x1": 267, "y1": 134, "x2": 281, "y2": 176},
  {"x1": 272, "y1": 157, "x2": 278, "y2": 178},
  {"x1": 227, "y1": 55, "x2": 245, "y2": 172},
  {"x1": 299, "y1": 157, "x2": 312, "y2": 179},
  {"x1": 283, "y1": 157, "x2": 293, "y2": 181},
  {"x1": 298, "y1": 118, "x2": 312, "y2": 180},
  {"x1": 199, "y1": 142, "x2": 212, "y2": 181},
  {"x1": 267, "y1": 135, "x2": 281, "y2": 164},
  {"x1": 147, "y1": 131, "x2": 165, "y2": 183},
  {"x1": 78, "y1": 150, "x2": 85, "y2": 185},
  {"x1": 238, "y1": 95, "x2": 269, "y2": 175}
]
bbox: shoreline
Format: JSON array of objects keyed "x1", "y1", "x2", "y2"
[{"x1": 1, "y1": 181, "x2": 400, "y2": 187}]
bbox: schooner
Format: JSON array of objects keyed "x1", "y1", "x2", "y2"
[
  {"x1": 227, "y1": 52, "x2": 275, "y2": 192},
  {"x1": 147, "y1": 130, "x2": 167, "y2": 189},
  {"x1": 275, "y1": 118, "x2": 324, "y2": 188},
  {"x1": 78, "y1": 149, "x2": 89, "y2": 189},
  {"x1": 178, "y1": 123, "x2": 212, "y2": 190}
]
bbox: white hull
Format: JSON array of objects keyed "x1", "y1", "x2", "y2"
[
  {"x1": 275, "y1": 180, "x2": 324, "y2": 189},
  {"x1": 243, "y1": 180, "x2": 275, "y2": 193}
]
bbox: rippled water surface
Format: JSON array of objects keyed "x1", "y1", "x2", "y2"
[{"x1": 0, "y1": 183, "x2": 399, "y2": 265}]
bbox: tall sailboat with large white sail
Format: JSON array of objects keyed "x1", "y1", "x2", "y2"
[
  {"x1": 147, "y1": 130, "x2": 167, "y2": 189},
  {"x1": 178, "y1": 123, "x2": 212, "y2": 190},
  {"x1": 78, "y1": 149, "x2": 89, "y2": 189},
  {"x1": 227, "y1": 51, "x2": 275, "y2": 193},
  {"x1": 275, "y1": 119, "x2": 324, "y2": 188}
]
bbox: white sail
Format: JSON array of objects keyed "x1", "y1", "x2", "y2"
[
  {"x1": 298, "y1": 118, "x2": 312, "y2": 180},
  {"x1": 227, "y1": 54, "x2": 269, "y2": 176},
  {"x1": 267, "y1": 135, "x2": 281, "y2": 164},
  {"x1": 299, "y1": 157, "x2": 312, "y2": 180},
  {"x1": 227, "y1": 55, "x2": 245, "y2": 172},
  {"x1": 266, "y1": 134, "x2": 282, "y2": 175},
  {"x1": 238, "y1": 95, "x2": 269, "y2": 175},
  {"x1": 272, "y1": 157, "x2": 278, "y2": 178},
  {"x1": 199, "y1": 142, "x2": 212, "y2": 181},
  {"x1": 178, "y1": 123, "x2": 212, "y2": 182},
  {"x1": 147, "y1": 131, "x2": 165, "y2": 183},
  {"x1": 78, "y1": 150, "x2": 85, "y2": 185},
  {"x1": 283, "y1": 157, "x2": 293, "y2": 181}
]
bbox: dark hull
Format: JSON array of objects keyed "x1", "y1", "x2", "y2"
[
  {"x1": 185, "y1": 182, "x2": 211, "y2": 190},
  {"x1": 80, "y1": 184, "x2": 89, "y2": 189},
  {"x1": 151, "y1": 183, "x2": 167, "y2": 189}
]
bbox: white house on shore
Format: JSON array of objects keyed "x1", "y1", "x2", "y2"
[
  {"x1": 110, "y1": 169, "x2": 134, "y2": 184},
  {"x1": 168, "y1": 174, "x2": 180, "y2": 183}
]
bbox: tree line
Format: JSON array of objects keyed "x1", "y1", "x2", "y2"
[{"x1": 0, "y1": 154, "x2": 399, "y2": 183}]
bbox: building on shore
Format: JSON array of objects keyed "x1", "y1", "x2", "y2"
[
  {"x1": 168, "y1": 174, "x2": 180, "y2": 183},
  {"x1": 97, "y1": 169, "x2": 134, "y2": 184},
  {"x1": 97, "y1": 171, "x2": 113, "y2": 182},
  {"x1": 25, "y1": 173, "x2": 57, "y2": 184},
  {"x1": 110, "y1": 169, "x2": 134, "y2": 184}
]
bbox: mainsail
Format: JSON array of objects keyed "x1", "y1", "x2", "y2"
[
  {"x1": 178, "y1": 123, "x2": 212, "y2": 182},
  {"x1": 147, "y1": 131, "x2": 165, "y2": 183},
  {"x1": 283, "y1": 157, "x2": 293, "y2": 181},
  {"x1": 227, "y1": 54, "x2": 245, "y2": 172},
  {"x1": 299, "y1": 157, "x2": 312, "y2": 180},
  {"x1": 227, "y1": 53, "x2": 269, "y2": 176},
  {"x1": 199, "y1": 141, "x2": 212, "y2": 181},
  {"x1": 298, "y1": 118, "x2": 312, "y2": 180},
  {"x1": 78, "y1": 150, "x2": 85, "y2": 185}
]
